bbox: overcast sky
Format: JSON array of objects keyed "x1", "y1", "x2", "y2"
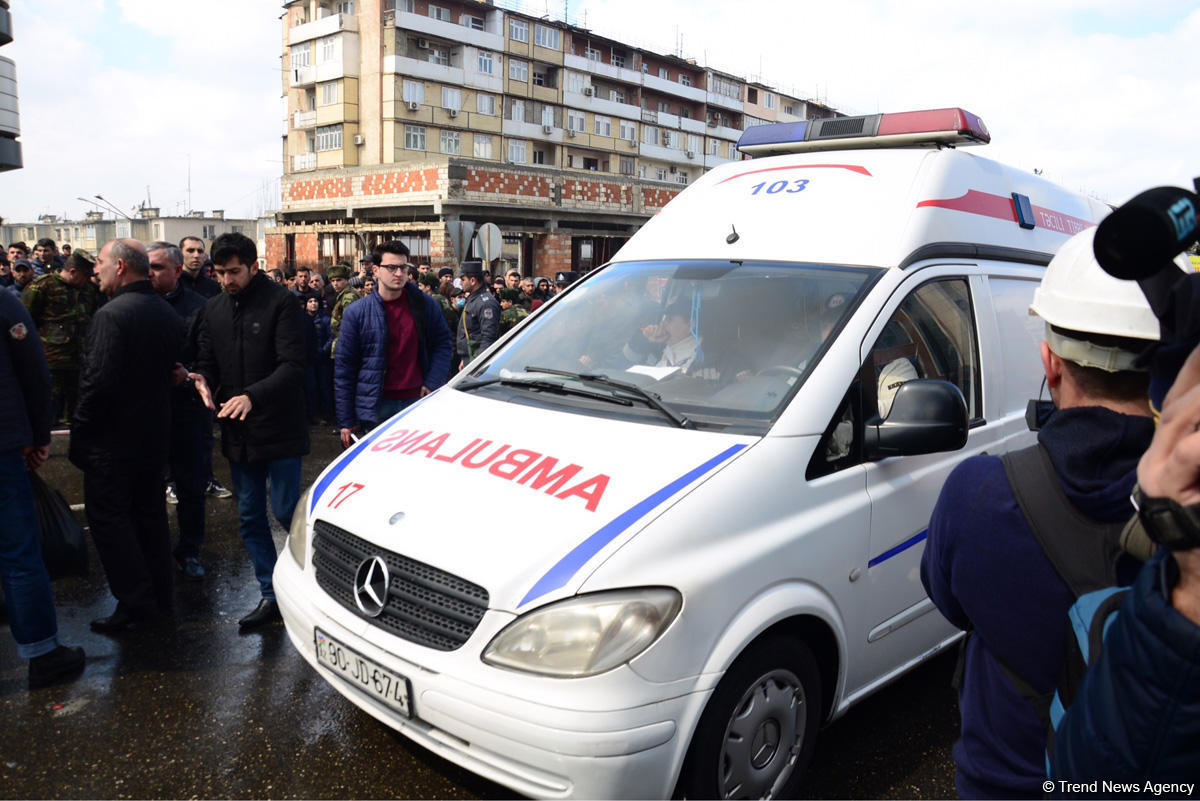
[{"x1": 2, "y1": 0, "x2": 1197, "y2": 225}]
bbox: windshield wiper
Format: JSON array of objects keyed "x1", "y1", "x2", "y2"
[
  {"x1": 458, "y1": 375, "x2": 634, "y2": 406},
  {"x1": 524, "y1": 365, "x2": 694, "y2": 429}
]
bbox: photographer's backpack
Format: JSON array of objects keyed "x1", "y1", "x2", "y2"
[{"x1": 997, "y1": 443, "x2": 1137, "y2": 763}]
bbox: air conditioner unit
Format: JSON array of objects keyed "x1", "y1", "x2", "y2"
[
  {"x1": 448, "y1": 108, "x2": 459, "y2": 118},
  {"x1": 542, "y1": 124, "x2": 553, "y2": 134},
  {"x1": 583, "y1": 87, "x2": 594, "y2": 97},
  {"x1": 566, "y1": 129, "x2": 576, "y2": 137},
  {"x1": 353, "y1": 134, "x2": 365, "y2": 145},
  {"x1": 686, "y1": 150, "x2": 695, "y2": 159},
  {"x1": 383, "y1": 11, "x2": 395, "y2": 26},
  {"x1": 416, "y1": 38, "x2": 429, "y2": 49},
  {"x1": 407, "y1": 101, "x2": 420, "y2": 111},
  {"x1": 706, "y1": 119, "x2": 718, "y2": 128},
  {"x1": 627, "y1": 138, "x2": 637, "y2": 147}
]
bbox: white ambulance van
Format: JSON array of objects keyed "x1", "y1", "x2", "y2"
[{"x1": 275, "y1": 108, "x2": 1110, "y2": 799}]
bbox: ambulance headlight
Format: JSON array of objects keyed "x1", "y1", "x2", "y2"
[
  {"x1": 286, "y1": 487, "x2": 313, "y2": 569},
  {"x1": 482, "y1": 588, "x2": 682, "y2": 677}
]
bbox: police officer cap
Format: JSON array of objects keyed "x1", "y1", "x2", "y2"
[
  {"x1": 498, "y1": 288, "x2": 521, "y2": 302},
  {"x1": 327, "y1": 263, "x2": 351, "y2": 280},
  {"x1": 437, "y1": 267, "x2": 454, "y2": 279},
  {"x1": 67, "y1": 249, "x2": 96, "y2": 276},
  {"x1": 555, "y1": 270, "x2": 580, "y2": 286},
  {"x1": 459, "y1": 260, "x2": 485, "y2": 278}
]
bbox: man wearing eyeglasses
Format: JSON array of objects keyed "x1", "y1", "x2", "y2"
[{"x1": 333, "y1": 240, "x2": 452, "y2": 449}]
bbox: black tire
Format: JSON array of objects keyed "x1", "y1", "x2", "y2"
[{"x1": 678, "y1": 636, "x2": 823, "y2": 799}]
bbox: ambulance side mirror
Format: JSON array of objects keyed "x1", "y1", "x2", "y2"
[{"x1": 863, "y1": 379, "x2": 968, "y2": 460}]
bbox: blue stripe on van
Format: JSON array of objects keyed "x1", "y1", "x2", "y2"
[
  {"x1": 309, "y1": 399, "x2": 426, "y2": 514},
  {"x1": 868, "y1": 529, "x2": 928, "y2": 568},
  {"x1": 518, "y1": 443, "x2": 747, "y2": 608}
]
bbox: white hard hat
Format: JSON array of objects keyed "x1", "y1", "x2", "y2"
[
  {"x1": 877, "y1": 357, "x2": 918, "y2": 418},
  {"x1": 1029, "y1": 227, "x2": 1162, "y2": 341}
]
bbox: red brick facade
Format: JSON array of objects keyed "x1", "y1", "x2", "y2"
[
  {"x1": 464, "y1": 169, "x2": 552, "y2": 198},
  {"x1": 295, "y1": 232, "x2": 319, "y2": 266},
  {"x1": 362, "y1": 168, "x2": 440, "y2": 195},
  {"x1": 287, "y1": 177, "x2": 353, "y2": 202},
  {"x1": 532, "y1": 233, "x2": 572, "y2": 278}
]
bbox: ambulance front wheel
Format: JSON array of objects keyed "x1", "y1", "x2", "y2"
[{"x1": 678, "y1": 636, "x2": 822, "y2": 799}]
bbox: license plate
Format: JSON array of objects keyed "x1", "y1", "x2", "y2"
[{"x1": 314, "y1": 628, "x2": 412, "y2": 718}]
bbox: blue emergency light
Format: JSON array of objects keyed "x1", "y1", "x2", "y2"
[{"x1": 737, "y1": 107, "x2": 991, "y2": 157}]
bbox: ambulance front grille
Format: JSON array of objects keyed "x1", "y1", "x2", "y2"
[{"x1": 311, "y1": 520, "x2": 490, "y2": 651}]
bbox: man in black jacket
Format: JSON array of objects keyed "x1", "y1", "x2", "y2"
[
  {"x1": 148, "y1": 241, "x2": 209, "y2": 581},
  {"x1": 192, "y1": 233, "x2": 309, "y2": 629},
  {"x1": 71, "y1": 239, "x2": 183, "y2": 633}
]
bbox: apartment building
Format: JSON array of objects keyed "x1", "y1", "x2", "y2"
[
  {"x1": 1, "y1": 209, "x2": 259, "y2": 260},
  {"x1": 270, "y1": 0, "x2": 839, "y2": 276},
  {"x1": 0, "y1": 0, "x2": 21, "y2": 172}
]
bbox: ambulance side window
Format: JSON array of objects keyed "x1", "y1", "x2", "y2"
[{"x1": 807, "y1": 277, "x2": 979, "y2": 479}]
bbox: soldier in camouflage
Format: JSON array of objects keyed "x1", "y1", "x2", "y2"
[
  {"x1": 498, "y1": 288, "x2": 529, "y2": 335},
  {"x1": 20, "y1": 250, "x2": 102, "y2": 425},
  {"x1": 327, "y1": 262, "x2": 360, "y2": 358}
]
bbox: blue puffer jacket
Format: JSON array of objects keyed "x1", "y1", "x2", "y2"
[
  {"x1": 1050, "y1": 548, "x2": 1200, "y2": 792},
  {"x1": 334, "y1": 285, "x2": 452, "y2": 428}
]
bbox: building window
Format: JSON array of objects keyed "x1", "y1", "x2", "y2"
[
  {"x1": 532, "y1": 67, "x2": 547, "y2": 86},
  {"x1": 567, "y1": 109, "x2": 585, "y2": 132},
  {"x1": 202, "y1": 224, "x2": 216, "y2": 239},
  {"x1": 680, "y1": 107, "x2": 691, "y2": 119},
  {"x1": 428, "y1": 5, "x2": 450, "y2": 22},
  {"x1": 657, "y1": 100, "x2": 670, "y2": 113},
  {"x1": 783, "y1": 103, "x2": 795, "y2": 115},
  {"x1": 707, "y1": 138, "x2": 719, "y2": 156},
  {"x1": 687, "y1": 134, "x2": 701, "y2": 152},
  {"x1": 532, "y1": 149, "x2": 546, "y2": 165},
  {"x1": 676, "y1": 172, "x2": 689, "y2": 185},
  {"x1": 619, "y1": 119, "x2": 636, "y2": 141},
  {"x1": 386, "y1": 0, "x2": 414, "y2": 11},
  {"x1": 541, "y1": 105, "x2": 555, "y2": 127},
  {"x1": 320, "y1": 36, "x2": 336, "y2": 63},
  {"x1": 404, "y1": 124, "x2": 426, "y2": 150},
  {"x1": 662, "y1": 129, "x2": 679, "y2": 149},
  {"x1": 429, "y1": 47, "x2": 449, "y2": 66},
  {"x1": 320, "y1": 81, "x2": 339, "y2": 105},
  {"x1": 477, "y1": 50, "x2": 494, "y2": 74},
  {"x1": 316, "y1": 124, "x2": 343, "y2": 151},
  {"x1": 441, "y1": 86, "x2": 461, "y2": 111},
  {"x1": 534, "y1": 25, "x2": 559, "y2": 49},
  {"x1": 747, "y1": 87, "x2": 758, "y2": 104},
  {"x1": 566, "y1": 71, "x2": 585, "y2": 94},
  {"x1": 463, "y1": 14, "x2": 484, "y2": 31},
  {"x1": 585, "y1": 46, "x2": 601, "y2": 61},
  {"x1": 508, "y1": 139, "x2": 527, "y2": 163},
  {"x1": 619, "y1": 155, "x2": 634, "y2": 175},
  {"x1": 642, "y1": 126, "x2": 659, "y2": 145},
  {"x1": 655, "y1": 167, "x2": 668, "y2": 181},
  {"x1": 473, "y1": 134, "x2": 493, "y2": 158},
  {"x1": 440, "y1": 129, "x2": 461, "y2": 154},
  {"x1": 509, "y1": 18, "x2": 529, "y2": 42},
  {"x1": 712, "y1": 76, "x2": 739, "y2": 99},
  {"x1": 657, "y1": 67, "x2": 668, "y2": 79},
  {"x1": 610, "y1": 88, "x2": 625, "y2": 103},
  {"x1": 611, "y1": 51, "x2": 625, "y2": 68},
  {"x1": 765, "y1": 92, "x2": 775, "y2": 109},
  {"x1": 402, "y1": 79, "x2": 424, "y2": 104},
  {"x1": 290, "y1": 47, "x2": 310, "y2": 68},
  {"x1": 336, "y1": 1, "x2": 354, "y2": 13},
  {"x1": 593, "y1": 115, "x2": 612, "y2": 137},
  {"x1": 680, "y1": 74, "x2": 692, "y2": 87},
  {"x1": 510, "y1": 98, "x2": 525, "y2": 122},
  {"x1": 476, "y1": 93, "x2": 496, "y2": 115},
  {"x1": 509, "y1": 58, "x2": 528, "y2": 81}
]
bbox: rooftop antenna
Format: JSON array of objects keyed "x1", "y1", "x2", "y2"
[{"x1": 187, "y1": 154, "x2": 192, "y2": 215}]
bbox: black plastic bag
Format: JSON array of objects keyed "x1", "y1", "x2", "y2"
[{"x1": 28, "y1": 470, "x2": 88, "y2": 579}]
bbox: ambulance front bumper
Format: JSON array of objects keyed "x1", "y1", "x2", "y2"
[{"x1": 274, "y1": 552, "x2": 707, "y2": 799}]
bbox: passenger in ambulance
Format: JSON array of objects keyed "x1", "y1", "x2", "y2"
[{"x1": 622, "y1": 298, "x2": 700, "y2": 371}]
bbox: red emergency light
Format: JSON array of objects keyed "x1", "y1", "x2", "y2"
[{"x1": 737, "y1": 107, "x2": 991, "y2": 157}]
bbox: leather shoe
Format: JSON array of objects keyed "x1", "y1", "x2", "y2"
[
  {"x1": 90, "y1": 604, "x2": 155, "y2": 633},
  {"x1": 238, "y1": 598, "x2": 281, "y2": 630},
  {"x1": 177, "y1": 556, "x2": 205, "y2": 581},
  {"x1": 29, "y1": 645, "x2": 85, "y2": 690}
]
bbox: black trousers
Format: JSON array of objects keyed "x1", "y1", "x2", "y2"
[
  {"x1": 83, "y1": 459, "x2": 174, "y2": 614},
  {"x1": 168, "y1": 413, "x2": 207, "y2": 560}
]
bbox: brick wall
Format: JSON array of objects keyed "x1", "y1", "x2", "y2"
[
  {"x1": 295, "y1": 232, "x2": 319, "y2": 268},
  {"x1": 362, "y1": 168, "x2": 440, "y2": 195},
  {"x1": 533, "y1": 233, "x2": 572, "y2": 277},
  {"x1": 265, "y1": 234, "x2": 286, "y2": 272},
  {"x1": 643, "y1": 186, "x2": 681, "y2": 214},
  {"x1": 287, "y1": 177, "x2": 353, "y2": 202}
]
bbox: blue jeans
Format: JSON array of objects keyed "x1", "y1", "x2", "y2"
[
  {"x1": 227, "y1": 456, "x2": 301, "y2": 600},
  {"x1": 0, "y1": 449, "x2": 59, "y2": 658},
  {"x1": 371, "y1": 396, "x2": 420, "y2": 429}
]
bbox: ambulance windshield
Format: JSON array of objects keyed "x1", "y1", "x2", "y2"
[{"x1": 461, "y1": 260, "x2": 880, "y2": 431}]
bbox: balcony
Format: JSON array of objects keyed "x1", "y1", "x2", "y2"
[
  {"x1": 392, "y1": 10, "x2": 502, "y2": 52},
  {"x1": 642, "y1": 72, "x2": 706, "y2": 104},
  {"x1": 655, "y1": 110, "x2": 706, "y2": 135},
  {"x1": 293, "y1": 109, "x2": 317, "y2": 129},
  {"x1": 292, "y1": 152, "x2": 317, "y2": 172},
  {"x1": 707, "y1": 122, "x2": 744, "y2": 142},
  {"x1": 561, "y1": 89, "x2": 641, "y2": 120},
  {"x1": 706, "y1": 91, "x2": 744, "y2": 112},
  {"x1": 503, "y1": 118, "x2": 563, "y2": 143},
  {"x1": 0, "y1": 57, "x2": 17, "y2": 138},
  {"x1": 639, "y1": 142, "x2": 694, "y2": 166},
  {"x1": 564, "y1": 53, "x2": 641, "y2": 86},
  {"x1": 385, "y1": 54, "x2": 465, "y2": 85},
  {"x1": 289, "y1": 12, "x2": 358, "y2": 45},
  {"x1": 704, "y1": 152, "x2": 733, "y2": 170},
  {"x1": 290, "y1": 64, "x2": 316, "y2": 87}
]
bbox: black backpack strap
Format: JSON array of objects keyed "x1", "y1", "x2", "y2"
[{"x1": 1000, "y1": 444, "x2": 1126, "y2": 596}]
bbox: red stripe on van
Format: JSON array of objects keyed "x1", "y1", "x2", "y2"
[
  {"x1": 917, "y1": 189, "x2": 1095, "y2": 235},
  {"x1": 717, "y1": 164, "x2": 873, "y2": 184}
]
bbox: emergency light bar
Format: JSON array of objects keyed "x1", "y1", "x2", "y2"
[{"x1": 736, "y1": 107, "x2": 991, "y2": 157}]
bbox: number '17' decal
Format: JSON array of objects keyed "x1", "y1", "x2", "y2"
[{"x1": 327, "y1": 481, "x2": 365, "y2": 509}]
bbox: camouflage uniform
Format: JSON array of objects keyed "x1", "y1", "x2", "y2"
[
  {"x1": 21, "y1": 271, "x2": 101, "y2": 423},
  {"x1": 500, "y1": 304, "x2": 529, "y2": 335},
  {"x1": 329, "y1": 285, "x2": 361, "y2": 357}
]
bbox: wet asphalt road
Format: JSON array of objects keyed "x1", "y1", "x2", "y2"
[{"x1": 0, "y1": 426, "x2": 959, "y2": 799}]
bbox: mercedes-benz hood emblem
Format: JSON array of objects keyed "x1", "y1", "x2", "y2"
[{"x1": 353, "y1": 556, "x2": 390, "y2": 618}]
